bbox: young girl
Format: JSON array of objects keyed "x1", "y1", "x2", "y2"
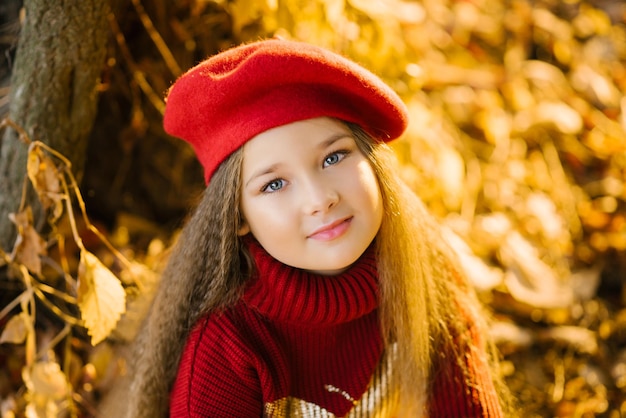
[{"x1": 126, "y1": 38, "x2": 515, "y2": 417}]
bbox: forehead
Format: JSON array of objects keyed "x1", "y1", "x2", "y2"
[{"x1": 241, "y1": 117, "x2": 352, "y2": 164}]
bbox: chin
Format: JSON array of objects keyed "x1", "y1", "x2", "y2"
[{"x1": 308, "y1": 255, "x2": 360, "y2": 275}]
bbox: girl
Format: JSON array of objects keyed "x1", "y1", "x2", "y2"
[{"x1": 126, "y1": 38, "x2": 516, "y2": 417}]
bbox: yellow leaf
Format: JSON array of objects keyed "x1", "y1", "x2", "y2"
[
  {"x1": 227, "y1": 0, "x2": 276, "y2": 35},
  {"x1": 25, "y1": 400, "x2": 58, "y2": 418},
  {"x1": 9, "y1": 207, "x2": 47, "y2": 276},
  {"x1": 0, "y1": 312, "x2": 31, "y2": 344},
  {"x1": 77, "y1": 251, "x2": 126, "y2": 345},
  {"x1": 436, "y1": 147, "x2": 465, "y2": 211},
  {"x1": 350, "y1": 0, "x2": 425, "y2": 24},
  {"x1": 26, "y1": 143, "x2": 64, "y2": 222},
  {"x1": 22, "y1": 361, "x2": 68, "y2": 400}
]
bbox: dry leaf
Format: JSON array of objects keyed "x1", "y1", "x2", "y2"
[
  {"x1": 436, "y1": 147, "x2": 465, "y2": 212},
  {"x1": 114, "y1": 261, "x2": 159, "y2": 342},
  {"x1": 570, "y1": 64, "x2": 622, "y2": 107},
  {"x1": 224, "y1": 0, "x2": 275, "y2": 35},
  {"x1": 536, "y1": 326, "x2": 598, "y2": 355},
  {"x1": 350, "y1": 0, "x2": 425, "y2": 24},
  {"x1": 77, "y1": 251, "x2": 126, "y2": 345},
  {"x1": 500, "y1": 231, "x2": 574, "y2": 308},
  {"x1": 490, "y1": 321, "x2": 534, "y2": 349},
  {"x1": 0, "y1": 312, "x2": 31, "y2": 345},
  {"x1": 25, "y1": 400, "x2": 57, "y2": 418},
  {"x1": 514, "y1": 101, "x2": 583, "y2": 134},
  {"x1": 442, "y1": 226, "x2": 503, "y2": 291},
  {"x1": 26, "y1": 143, "x2": 64, "y2": 222},
  {"x1": 22, "y1": 361, "x2": 68, "y2": 400},
  {"x1": 471, "y1": 213, "x2": 513, "y2": 254},
  {"x1": 477, "y1": 107, "x2": 512, "y2": 145},
  {"x1": 22, "y1": 361, "x2": 66, "y2": 418},
  {"x1": 9, "y1": 208, "x2": 47, "y2": 276},
  {"x1": 526, "y1": 192, "x2": 566, "y2": 240}
]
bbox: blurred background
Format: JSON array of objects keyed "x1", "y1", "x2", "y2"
[{"x1": 0, "y1": 0, "x2": 625, "y2": 416}]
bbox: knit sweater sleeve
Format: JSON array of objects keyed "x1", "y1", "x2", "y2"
[
  {"x1": 169, "y1": 313, "x2": 263, "y2": 417},
  {"x1": 429, "y1": 307, "x2": 504, "y2": 417},
  {"x1": 429, "y1": 344, "x2": 503, "y2": 417}
]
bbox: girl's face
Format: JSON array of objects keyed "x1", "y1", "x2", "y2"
[{"x1": 239, "y1": 117, "x2": 383, "y2": 275}]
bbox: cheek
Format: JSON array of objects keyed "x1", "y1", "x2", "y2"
[
  {"x1": 367, "y1": 183, "x2": 384, "y2": 230},
  {"x1": 242, "y1": 198, "x2": 295, "y2": 237},
  {"x1": 353, "y1": 166, "x2": 384, "y2": 231},
  {"x1": 353, "y1": 164, "x2": 382, "y2": 205}
]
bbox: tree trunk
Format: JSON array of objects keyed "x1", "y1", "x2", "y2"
[
  {"x1": 0, "y1": 0, "x2": 23, "y2": 119},
  {"x1": 0, "y1": 0, "x2": 110, "y2": 251}
]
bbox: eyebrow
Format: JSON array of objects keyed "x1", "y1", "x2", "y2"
[
  {"x1": 244, "y1": 132, "x2": 352, "y2": 188},
  {"x1": 244, "y1": 163, "x2": 281, "y2": 188}
]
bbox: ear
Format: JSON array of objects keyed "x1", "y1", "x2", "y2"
[{"x1": 237, "y1": 221, "x2": 250, "y2": 236}]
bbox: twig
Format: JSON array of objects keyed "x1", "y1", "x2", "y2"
[
  {"x1": 0, "y1": 289, "x2": 31, "y2": 321},
  {"x1": 32, "y1": 278, "x2": 78, "y2": 305},
  {"x1": 541, "y1": 140, "x2": 582, "y2": 238},
  {"x1": 108, "y1": 12, "x2": 166, "y2": 114},
  {"x1": 551, "y1": 356, "x2": 565, "y2": 403},
  {"x1": 60, "y1": 180, "x2": 85, "y2": 254},
  {"x1": 19, "y1": 265, "x2": 37, "y2": 367},
  {"x1": 63, "y1": 328, "x2": 79, "y2": 418},
  {"x1": 130, "y1": 0, "x2": 182, "y2": 77},
  {"x1": 36, "y1": 323, "x2": 71, "y2": 360},
  {"x1": 29, "y1": 140, "x2": 73, "y2": 170},
  {"x1": 39, "y1": 254, "x2": 77, "y2": 289},
  {"x1": 62, "y1": 163, "x2": 141, "y2": 287},
  {"x1": 0, "y1": 247, "x2": 10, "y2": 266},
  {"x1": 32, "y1": 287, "x2": 82, "y2": 327},
  {"x1": 0, "y1": 117, "x2": 32, "y2": 145}
]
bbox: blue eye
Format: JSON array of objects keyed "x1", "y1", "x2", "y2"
[
  {"x1": 323, "y1": 151, "x2": 348, "y2": 168},
  {"x1": 262, "y1": 179, "x2": 285, "y2": 193}
]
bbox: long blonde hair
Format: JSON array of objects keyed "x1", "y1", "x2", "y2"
[
  {"x1": 350, "y1": 123, "x2": 515, "y2": 416},
  {"x1": 126, "y1": 121, "x2": 513, "y2": 417}
]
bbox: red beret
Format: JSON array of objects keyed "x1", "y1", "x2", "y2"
[{"x1": 163, "y1": 38, "x2": 408, "y2": 184}]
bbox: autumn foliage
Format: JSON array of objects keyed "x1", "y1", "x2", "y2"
[{"x1": 1, "y1": 0, "x2": 626, "y2": 417}]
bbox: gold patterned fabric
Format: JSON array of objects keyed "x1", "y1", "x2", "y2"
[{"x1": 264, "y1": 348, "x2": 397, "y2": 417}]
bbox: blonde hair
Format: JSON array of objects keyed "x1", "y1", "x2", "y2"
[
  {"x1": 126, "y1": 121, "x2": 514, "y2": 417},
  {"x1": 350, "y1": 123, "x2": 515, "y2": 416}
]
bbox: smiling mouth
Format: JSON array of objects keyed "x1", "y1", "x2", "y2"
[{"x1": 308, "y1": 217, "x2": 353, "y2": 241}]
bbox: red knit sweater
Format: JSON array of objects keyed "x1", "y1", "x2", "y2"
[{"x1": 169, "y1": 241, "x2": 503, "y2": 417}]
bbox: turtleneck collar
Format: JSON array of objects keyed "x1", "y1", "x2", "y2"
[{"x1": 242, "y1": 239, "x2": 379, "y2": 326}]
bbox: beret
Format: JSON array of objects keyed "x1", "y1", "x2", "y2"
[{"x1": 163, "y1": 38, "x2": 409, "y2": 184}]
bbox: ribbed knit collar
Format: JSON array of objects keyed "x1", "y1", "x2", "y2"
[{"x1": 242, "y1": 239, "x2": 379, "y2": 326}]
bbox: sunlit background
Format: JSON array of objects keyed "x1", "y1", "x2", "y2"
[{"x1": 1, "y1": 0, "x2": 625, "y2": 416}]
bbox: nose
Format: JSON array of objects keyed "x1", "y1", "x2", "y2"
[{"x1": 301, "y1": 175, "x2": 339, "y2": 215}]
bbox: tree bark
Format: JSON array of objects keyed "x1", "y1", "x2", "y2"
[
  {"x1": 0, "y1": 0, "x2": 23, "y2": 119},
  {"x1": 0, "y1": 0, "x2": 110, "y2": 251}
]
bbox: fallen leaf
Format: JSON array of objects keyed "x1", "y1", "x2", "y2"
[
  {"x1": 442, "y1": 226, "x2": 503, "y2": 291},
  {"x1": 436, "y1": 147, "x2": 465, "y2": 211},
  {"x1": 526, "y1": 192, "x2": 566, "y2": 240},
  {"x1": 9, "y1": 208, "x2": 47, "y2": 276},
  {"x1": 25, "y1": 400, "x2": 58, "y2": 418},
  {"x1": 536, "y1": 326, "x2": 598, "y2": 355},
  {"x1": 77, "y1": 251, "x2": 126, "y2": 345},
  {"x1": 350, "y1": 0, "x2": 425, "y2": 24},
  {"x1": 500, "y1": 231, "x2": 575, "y2": 308},
  {"x1": 0, "y1": 312, "x2": 31, "y2": 345},
  {"x1": 26, "y1": 143, "x2": 64, "y2": 222},
  {"x1": 22, "y1": 361, "x2": 68, "y2": 400},
  {"x1": 490, "y1": 320, "x2": 535, "y2": 349}
]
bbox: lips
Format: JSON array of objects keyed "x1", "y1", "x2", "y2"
[{"x1": 307, "y1": 217, "x2": 353, "y2": 241}]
